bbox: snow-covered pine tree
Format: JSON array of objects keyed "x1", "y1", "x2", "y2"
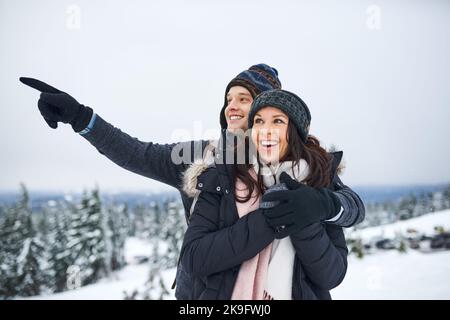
[
  {"x1": 107, "y1": 202, "x2": 129, "y2": 271},
  {"x1": 132, "y1": 203, "x2": 147, "y2": 239},
  {"x1": 426, "y1": 191, "x2": 436, "y2": 213},
  {"x1": 67, "y1": 188, "x2": 110, "y2": 286},
  {"x1": 127, "y1": 204, "x2": 136, "y2": 237},
  {"x1": 0, "y1": 206, "x2": 21, "y2": 298},
  {"x1": 414, "y1": 192, "x2": 429, "y2": 217},
  {"x1": 48, "y1": 201, "x2": 73, "y2": 292},
  {"x1": 148, "y1": 201, "x2": 163, "y2": 241},
  {"x1": 443, "y1": 184, "x2": 450, "y2": 209},
  {"x1": 0, "y1": 184, "x2": 38, "y2": 298},
  {"x1": 14, "y1": 184, "x2": 48, "y2": 297},
  {"x1": 160, "y1": 199, "x2": 186, "y2": 268},
  {"x1": 16, "y1": 235, "x2": 47, "y2": 296},
  {"x1": 37, "y1": 206, "x2": 51, "y2": 245},
  {"x1": 398, "y1": 194, "x2": 417, "y2": 220}
]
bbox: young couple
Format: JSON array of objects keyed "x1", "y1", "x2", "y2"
[{"x1": 20, "y1": 63, "x2": 364, "y2": 299}]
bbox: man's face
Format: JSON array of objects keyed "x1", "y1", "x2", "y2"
[{"x1": 224, "y1": 86, "x2": 253, "y2": 132}]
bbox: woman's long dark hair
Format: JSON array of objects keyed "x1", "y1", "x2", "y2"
[{"x1": 234, "y1": 121, "x2": 333, "y2": 203}]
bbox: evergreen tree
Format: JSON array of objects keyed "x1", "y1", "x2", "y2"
[
  {"x1": 160, "y1": 200, "x2": 186, "y2": 268},
  {"x1": 37, "y1": 207, "x2": 51, "y2": 243},
  {"x1": 442, "y1": 184, "x2": 450, "y2": 209},
  {"x1": 398, "y1": 194, "x2": 416, "y2": 220},
  {"x1": 382, "y1": 200, "x2": 396, "y2": 224},
  {"x1": 16, "y1": 237, "x2": 47, "y2": 296},
  {"x1": 14, "y1": 184, "x2": 48, "y2": 297},
  {"x1": 132, "y1": 203, "x2": 147, "y2": 239},
  {"x1": 67, "y1": 188, "x2": 110, "y2": 286},
  {"x1": 108, "y1": 203, "x2": 129, "y2": 271},
  {"x1": 0, "y1": 206, "x2": 21, "y2": 298},
  {"x1": 148, "y1": 202, "x2": 162, "y2": 240},
  {"x1": 49, "y1": 204, "x2": 73, "y2": 292},
  {"x1": 426, "y1": 191, "x2": 435, "y2": 213},
  {"x1": 414, "y1": 192, "x2": 428, "y2": 217},
  {"x1": 0, "y1": 184, "x2": 36, "y2": 298}
]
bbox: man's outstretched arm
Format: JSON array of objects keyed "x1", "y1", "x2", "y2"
[{"x1": 79, "y1": 113, "x2": 207, "y2": 189}]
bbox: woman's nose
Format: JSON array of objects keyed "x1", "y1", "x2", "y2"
[
  {"x1": 261, "y1": 123, "x2": 275, "y2": 131},
  {"x1": 259, "y1": 127, "x2": 279, "y2": 140},
  {"x1": 259, "y1": 128, "x2": 272, "y2": 139}
]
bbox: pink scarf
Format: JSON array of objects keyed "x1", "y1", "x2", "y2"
[{"x1": 231, "y1": 175, "x2": 273, "y2": 300}]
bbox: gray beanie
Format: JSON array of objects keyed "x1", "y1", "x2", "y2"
[{"x1": 248, "y1": 89, "x2": 311, "y2": 142}]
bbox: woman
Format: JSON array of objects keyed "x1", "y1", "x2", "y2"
[{"x1": 180, "y1": 89, "x2": 348, "y2": 300}]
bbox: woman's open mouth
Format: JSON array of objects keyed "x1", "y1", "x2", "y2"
[{"x1": 259, "y1": 140, "x2": 279, "y2": 152}]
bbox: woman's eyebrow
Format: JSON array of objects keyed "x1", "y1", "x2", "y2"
[
  {"x1": 272, "y1": 113, "x2": 288, "y2": 118},
  {"x1": 254, "y1": 113, "x2": 287, "y2": 118}
]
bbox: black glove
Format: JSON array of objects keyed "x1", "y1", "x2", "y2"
[
  {"x1": 20, "y1": 77, "x2": 93, "y2": 132},
  {"x1": 261, "y1": 172, "x2": 341, "y2": 239}
]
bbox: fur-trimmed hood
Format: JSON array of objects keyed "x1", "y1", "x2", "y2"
[
  {"x1": 332, "y1": 151, "x2": 345, "y2": 176},
  {"x1": 182, "y1": 160, "x2": 212, "y2": 197},
  {"x1": 182, "y1": 150, "x2": 345, "y2": 198}
]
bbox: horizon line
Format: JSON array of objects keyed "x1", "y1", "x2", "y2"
[{"x1": 0, "y1": 182, "x2": 449, "y2": 194}]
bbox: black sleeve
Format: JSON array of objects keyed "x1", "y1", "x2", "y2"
[
  {"x1": 80, "y1": 114, "x2": 208, "y2": 190},
  {"x1": 180, "y1": 191, "x2": 275, "y2": 278},
  {"x1": 329, "y1": 175, "x2": 366, "y2": 228},
  {"x1": 290, "y1": 222, "x2": 348, "y2": 291}
]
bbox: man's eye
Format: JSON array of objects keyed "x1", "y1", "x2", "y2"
[{"x1": 241, "y1": 98, "x2": 249, "y2": 103}]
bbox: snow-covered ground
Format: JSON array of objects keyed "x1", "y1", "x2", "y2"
[
  {"x1": 28, "y1": 237, "x2": 177, "y2": 300},
  {"x1": 331, "y1": 250, "x2": 450, "y2": 299},
  {"x1": 347, "y1": 209, "x2": 450, "y2": 242},
  {"x1": 31, "y1": 263, "x2": 173, "y2": 300},
  {"x1": 26, "y1": 210, "x2": 450, "y2": 300},
  {"x1": 331, "y1": 209, "x2": 450, "y2": 299}
]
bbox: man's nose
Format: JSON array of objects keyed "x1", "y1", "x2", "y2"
[{"x1": 228, "y1": 101, "x2": 239, "y2": 110}]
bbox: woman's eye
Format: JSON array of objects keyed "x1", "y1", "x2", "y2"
[
  {"x1": 254, "y1": 118, "x2": 263, "y2": 124},
  {"x1": 274, "y1": 119, "x2": 285, "y2": 124}
]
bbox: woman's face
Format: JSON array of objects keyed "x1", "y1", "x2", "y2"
[
  {"x1": 224, "y1": 86, "x2": 253, "y2": 132},
  {"x1": 251, "y1": 106, "x2": 289, "y2": 164}
]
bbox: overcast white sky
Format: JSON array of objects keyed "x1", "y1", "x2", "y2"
[{"x1": 1, "y1": 0, "x2": 449, "y2": 193}]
